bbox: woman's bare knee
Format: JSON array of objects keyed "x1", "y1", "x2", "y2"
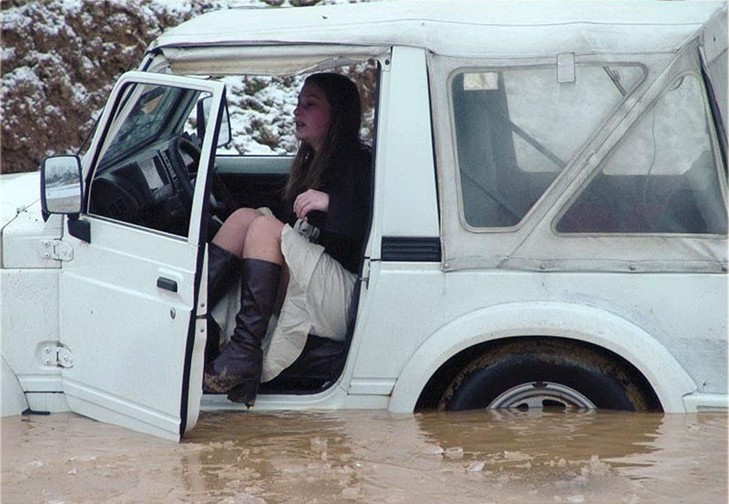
[
  {"x1": 243, "y1": 216, "x2": 285, "y2": 264},
  {"x1": 212, "y1": 207, "x2": 263, "y2": 258}
]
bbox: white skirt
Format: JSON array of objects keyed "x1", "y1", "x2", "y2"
[{"x1": 211, "y1": 221, "x2": 357, "y2": 383}]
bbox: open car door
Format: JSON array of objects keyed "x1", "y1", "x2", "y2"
[{"x1": 57, "y1": 72, "x2": 226, "y2": 440}]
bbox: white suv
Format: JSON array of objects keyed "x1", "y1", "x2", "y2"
[{"x1": 2, "y1": 1, "x2": 727, "y2": 440}]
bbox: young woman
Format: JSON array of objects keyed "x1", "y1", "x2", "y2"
[{"x1": 203, "y1": 73, "x2": 372, "y2": 406}]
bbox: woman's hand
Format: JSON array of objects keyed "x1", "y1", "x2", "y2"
[{"x1": 294, "y1": 189, "x2": 329, "y2": 219}]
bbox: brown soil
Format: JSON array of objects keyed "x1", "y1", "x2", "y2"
[{"x1": 1, "y1": 1, "x2": 193, "y2": 174}]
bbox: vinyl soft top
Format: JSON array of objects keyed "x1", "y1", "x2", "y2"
[{"x1": 149, "y1": 0, "x2": 726, "y2": 58}]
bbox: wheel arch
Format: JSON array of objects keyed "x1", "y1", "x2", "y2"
[{"x1": 387, "y1": 301, "x2": 697, "y2": 413}]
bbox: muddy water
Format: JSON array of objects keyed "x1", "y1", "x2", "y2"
[{"x1": 1, "y1": 410, "x2": 726, "y2": 504}]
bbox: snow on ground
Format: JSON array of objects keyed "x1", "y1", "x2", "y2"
[{"x1": 221, "y1": 75, "x2": 303, "y2": 155}]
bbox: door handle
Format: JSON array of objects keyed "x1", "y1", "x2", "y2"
[{"x1": 157, "y1": 277, "x2": 178, "y2": 293}]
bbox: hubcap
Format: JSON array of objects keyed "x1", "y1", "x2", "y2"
[{"x1": 488, "y1": 381, "x2": 596, "y2": 411}]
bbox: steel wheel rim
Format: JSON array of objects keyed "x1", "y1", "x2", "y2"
[{"x1": 488, "y1": 381, "x2": 597, "y2": 411}]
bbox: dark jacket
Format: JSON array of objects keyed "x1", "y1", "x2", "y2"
[{"x1": 283, "y1": 144, "x2": 372, "y2": 274}]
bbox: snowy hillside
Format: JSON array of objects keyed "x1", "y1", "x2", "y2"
[{"x1": 1, "y1": 0, "x2": 377, "y2": 174}]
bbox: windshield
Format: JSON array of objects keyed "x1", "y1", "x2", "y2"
[{"x1": 98, "y1": 83, "x2": 200, "y2": 171}]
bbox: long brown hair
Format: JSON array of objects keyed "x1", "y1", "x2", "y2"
[{"x1": 284, "y1": 73, "x2": 363, "y2": 201}]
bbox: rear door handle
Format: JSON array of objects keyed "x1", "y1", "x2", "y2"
[{"x1": 157, "y1": 277, "x2": 178, "y2": 293}]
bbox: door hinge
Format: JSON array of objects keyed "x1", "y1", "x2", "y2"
[
  {"x1": 40, "y1": 343, "x2": 74, "y2": 368},
  {"x1": 39, "y1": 240, "x2": 74, "y2": 262}
]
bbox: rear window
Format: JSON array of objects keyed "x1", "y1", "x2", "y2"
[
  {"x1": 452, "y1": 64, "x2": 645, "y2": 228},
  {"x1": 557, "y1": 73, "x2": 728, "y2": 234}
]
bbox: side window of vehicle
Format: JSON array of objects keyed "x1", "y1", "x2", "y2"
[
  {"x1": 557, "y1": 74, "x2": 728, "y2": 234},
  {"x1": 215, "y1": 61, "x2": 379, "y2": 157},
  {"x1": 208, "y1": 63, "x2": 379, "y2": 221},
  {"x1": 451, "y1": 64, "x2": 645, "y2": 229},
  {"x1": 87, "y1": 82, "x2": 209, "y2": 237}
]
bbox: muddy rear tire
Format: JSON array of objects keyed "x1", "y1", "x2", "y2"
[{"x1": 438, "y1": 339, "x2": 659, "y2": 412}]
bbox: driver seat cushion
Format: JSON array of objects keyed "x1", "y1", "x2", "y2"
[{"x1": 260, "y1": 335, "x2": 348, "y2": 392}]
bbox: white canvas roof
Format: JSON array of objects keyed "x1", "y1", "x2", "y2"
[{"x1": 150, "y1": 0, "x2": 726, "y2": 59}]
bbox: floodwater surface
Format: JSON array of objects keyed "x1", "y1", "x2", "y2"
[{"x1": 1, "y1": 409, "x2": 726, "y2": 503}]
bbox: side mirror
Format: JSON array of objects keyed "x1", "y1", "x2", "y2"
[
  {"x1": 41, "y1": 155, "x2": 83, "y2": 216},
  {"x1": 196, "y1": 95, "x2": 231, "y2": 148}
]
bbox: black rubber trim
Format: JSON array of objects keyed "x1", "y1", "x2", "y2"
[
  {"x1": 699, "y1": 48, "x2": 727, "y2": 172},
  {"x1": 179, "y1": 88, "x2": 227, "y2": 437},
  {"x1": 67, "y1": 216, "x2": 91, "y2": 243},
  {"x1": 381, "y1": 236, "x2": 441, "y2": 262}
]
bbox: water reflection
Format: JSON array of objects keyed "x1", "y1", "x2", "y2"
[
  {"x1": 416, "y1": 409, "x2": 664, "y2": 465},
  {"x1": 2, "y1": 410, "x2": 726, "y2": 503}
]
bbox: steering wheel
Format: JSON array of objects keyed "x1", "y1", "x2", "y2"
[
  {"x1": 170, "y1": 135, "x2": 236, "y2": 222},
  {"x1": 169, "y1": 135, "x2": 197, "y2": 207}
]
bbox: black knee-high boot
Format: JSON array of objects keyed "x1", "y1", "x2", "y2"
[
  {"x1": 203, "y1": 258, "x2": 281, "y2": 407},
  {"x1": 205, "y1": 243, "x2": 243, "y2": 364},
  {"x1": 208, "y1": 242, "x2": 244, "y2": 308}
]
